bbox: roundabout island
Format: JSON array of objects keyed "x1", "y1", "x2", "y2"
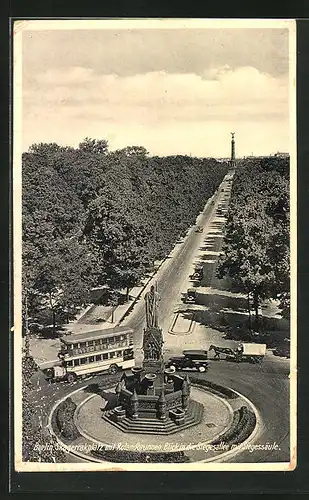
[{"x1": 49, "y1": 284, "x2": 259, "y2": 464}]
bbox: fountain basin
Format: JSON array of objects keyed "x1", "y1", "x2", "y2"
[{"x1": 169, "y1": 408, "x2": 186, "y2": 425}]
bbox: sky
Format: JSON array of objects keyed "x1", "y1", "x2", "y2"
[{"x1": 20, "y1": 22, "x2": 292, "y2": 158}]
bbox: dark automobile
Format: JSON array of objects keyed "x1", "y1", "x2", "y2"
[
  {"x1": 190, "y1": 264, "x2": 203, "y2": 282},
  {"x1": 273, "y1": 344, "x2": 290, "y2": 358},
  {"x1": 185, "y1": 288, "x2": 197, "y2": 304},
  {"x1": 28, "y1": 322, "x2": 44, "y2": 334},
  {"x1": 166, "y1": 350, "x2": 208, "y2": 372}
]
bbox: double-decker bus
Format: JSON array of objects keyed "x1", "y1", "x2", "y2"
[{"x1": 46, "y1": 326, "x2": 135, "y2": 383}]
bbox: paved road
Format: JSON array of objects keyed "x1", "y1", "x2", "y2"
[
  {"x1": 202, "y1": 354, "x2": 290, "y2": 462},
  {"x1": 30, "y1": 350, "x2": 289, "y2": 464},
  {"x1": 124, "y1": 175, "x2": 230, "y2": 341},
  {"x1": 122, "y1": 168, "x2": 290, "y2": 463}
]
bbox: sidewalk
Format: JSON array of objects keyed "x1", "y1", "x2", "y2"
[
  {"x1": 68, "y1": 260, "x2": 167, "y2": 334},
  {"x1": 30, "y1": 258, "x2": 171, "y2": 366}
]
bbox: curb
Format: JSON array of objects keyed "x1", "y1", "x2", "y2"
[
  {"x1": 75, "y1": 303, "x2": 97, "y2": 323},
  {"x1": 48, "y1": 378, "x2": 260, "y2": 464},
  {"x1": 47, "y1": 385, "x2": 115, "y2": 464},
  {"x1": 168, "y1": 312, "x2": 196, "y2": 336},
  {"x1": 200, "y1": 385, "x2": 261, "y2": 463}
]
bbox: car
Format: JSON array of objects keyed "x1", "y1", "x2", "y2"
[
  {"x1": 273, "y1": 345, "x2": 290, "y2": 358},
  {"x1": 28, "y1": 322, "x2": 44, "y2": 334},
  {"x1": 190, "y1": 265, "x2": 203, "y2": 282},
  {"x1": 166, "y1": 350, "x2": 209, "y2": 372},
  {"x1": 195, "y1": 226, "x2": 203, "y2": 233},
  {"x1": 185, "y1": 288, "x2": 197, "y2": 304},
  {"x1": 190, "y1": 272, "x2": 202, "y2": 281}
]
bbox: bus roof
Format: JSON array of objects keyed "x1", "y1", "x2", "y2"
[
  {"x1": 183, "y1": 350, "x2": 207, "y2": 356},
  {"x1": 61, "y1": 326, "x2": 133, "y2": 345}
]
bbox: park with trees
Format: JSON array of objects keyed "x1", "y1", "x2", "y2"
[
  {"x1": 20, "y1": 144, "x2": 290, "y2": 462},
  {"x1": 22, "y1": 138, "x2": 229, "y2": 335}
]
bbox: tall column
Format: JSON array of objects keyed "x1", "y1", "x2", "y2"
[{"x1": 230, "y1": 132, "x2": 236, "y2": 168}]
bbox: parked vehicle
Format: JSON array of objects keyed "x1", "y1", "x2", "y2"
[
  {"x1": 235, "y1": 343, "x2": 267, "y2": 363},
  {"x1": 209, "y1": 343, "x2": 266, "y2": 364},
  {"x1": 190, "y1": 264, "x2": 203, "y2": 281},
  {"x1": 185, "y1": 288, "x2": 197, "y2": 304},
  {"x1": 273, "y1": 341, "x2": 290, "y2": 358},
  {"x1": 166, "y1": 350, "x2": 208, "y2": 372}
]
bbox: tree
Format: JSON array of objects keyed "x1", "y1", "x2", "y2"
[
  {"x1": 79, "y1": 137, "x2": 109, "y2": 155},
  {"x1": 22, "y1": 354, "x2": 66, "y2": 462},
  {"x1": 278, "y1": 291, "x2": 290, "y2": 320},
  {"x1": 217, "y1": 157, "x2": 290, "y2": 328},
  {"x1": 217, "y1": 204, "x2": 276, "y2": 327},
  {"x1": 24, "y1": 240, "x2": 94, "y2": 334},
  {"x1": 114, "y1": 145, "x2": 149, "y2": 158},
  {"x1": 84, "y1": 186, "x2": 151, "y2": 300},
  {"x1": 22, "y1": 138, "x2": 229, "y2": 324}
]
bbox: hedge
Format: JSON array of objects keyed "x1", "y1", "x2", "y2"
[
  {"x1": 211, "y1": 406, "x2": 256, "y2": 448},
  {"x1": 55, "y1": 397, "x2": 80, "y2": 440},
  {"x1": 91, "y1": 447, "x2": 190, "y2": 463},
  {"x1": 190, "y1": 376, "x2": 238, "y2": 399}
]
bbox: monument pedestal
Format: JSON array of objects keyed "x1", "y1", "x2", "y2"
[
  {"x1": 143, "y1": 359, "x2": 165, "y2": 374},
  {"x1": 142, "y1": 326, "x2": 165, "y2": 393},
  {"x1": 104, "y1": 283, "x2": 204, "y2": 434}
]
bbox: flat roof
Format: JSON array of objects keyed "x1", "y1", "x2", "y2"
[
  {"x1": 183, "y1": 350, "x2": 207, "y2": 355},
  {"x1": 61, "y1": 325, "x2": 133, "y2": 345}
]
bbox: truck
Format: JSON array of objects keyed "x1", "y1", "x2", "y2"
[{"x1": 235, "y1": 343, "x2": 267, "y2": 364}]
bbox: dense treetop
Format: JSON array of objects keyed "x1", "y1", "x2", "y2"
[
  {"x1": 217, "y1": 156, "x2": 290, "y2": 322},
  {"x1": 22, "y1": 139, "x2": 228, "y2": 327}
]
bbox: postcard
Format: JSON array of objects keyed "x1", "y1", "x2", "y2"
[{"x1": 13, "y1": 18, "x2": 296, "y2": 472}]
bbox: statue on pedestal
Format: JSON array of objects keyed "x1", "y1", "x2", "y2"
[
  {"x1": 143, "y1": 283, "x2": 163, "y2": 362},
  {"x1": 144, "y1": 284, "x2": 160, "y2": 328}
]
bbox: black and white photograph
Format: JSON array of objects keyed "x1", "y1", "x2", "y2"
[{"x1": 13, "y1": 19, "x2": 296, "y2": 471}]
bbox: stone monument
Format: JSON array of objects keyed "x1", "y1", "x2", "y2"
[{"x1": 103, "y1": 282, "x2": 204, "y2": 434}]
